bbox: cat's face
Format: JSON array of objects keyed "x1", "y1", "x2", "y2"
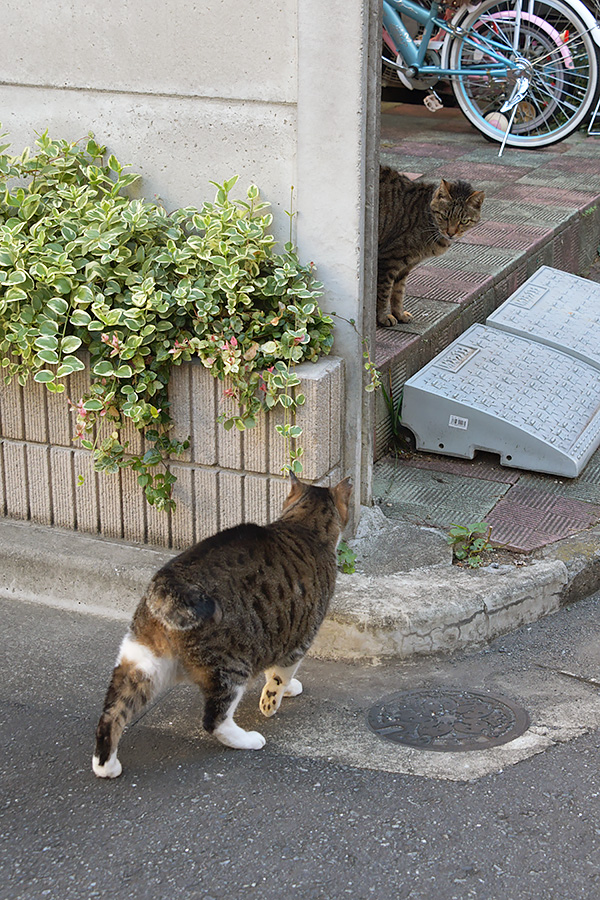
[{"x1": 430, "y1": 179, "x2": 485, "y2": 240}]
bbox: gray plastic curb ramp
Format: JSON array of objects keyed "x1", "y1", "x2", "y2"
[{"x1": 401, "y1": 323, "x2": 600, "y2": 478}]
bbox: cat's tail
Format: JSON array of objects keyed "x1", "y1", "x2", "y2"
[{"x1": 145, "y1": 574, "x2": 223, "y2": 631}]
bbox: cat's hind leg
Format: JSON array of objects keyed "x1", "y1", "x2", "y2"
[
  {"x1": 260, "y1": 663, "x2": 303, "y2": 718},
  {"x1": 92, "y1": 633, "x2": 179, "y2": 778},
  {"x1": 201, "y1": 672, "x2": 266, "y2": 750}
]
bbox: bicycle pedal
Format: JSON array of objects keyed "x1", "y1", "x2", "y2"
[{"x1": 423, "y1": 91, "x2": 443, "y2": 112}]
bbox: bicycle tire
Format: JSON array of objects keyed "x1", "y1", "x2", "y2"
[{"x1": 447, "y1": 0, "x2": 600, "y2": 148}]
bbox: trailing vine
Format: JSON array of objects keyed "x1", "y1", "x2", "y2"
[{"x1": 0, "y1": 128, "x2": 334, "y2": 510}]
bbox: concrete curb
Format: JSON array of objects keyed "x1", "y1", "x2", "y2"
[{"x1": 3, "y1": 516, "x2": 600, "y2": 660}]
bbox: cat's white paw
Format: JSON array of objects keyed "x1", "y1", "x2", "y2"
[
  {"x1": 283, "y1": 678, "x2": 303, "y2": 698},
  {"x1": 92, "y1": 752, "x2": 123, "y2": 779},
  {"x1": 214, "y1": 720, "x2": 266, "y2": 750}
]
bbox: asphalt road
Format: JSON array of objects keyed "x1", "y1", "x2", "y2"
[{"x1": 2, "y1": 591, "x2": 600, "y2": 900}]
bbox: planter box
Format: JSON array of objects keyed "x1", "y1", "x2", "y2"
[{"x1": 0, "y1": 355, "x2": 344, "y2": 549}]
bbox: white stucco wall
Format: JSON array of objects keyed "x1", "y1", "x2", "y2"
[{"x1": 0, "y1": 0, "x2": 380, "y2": 519}]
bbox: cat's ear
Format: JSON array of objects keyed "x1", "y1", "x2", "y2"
[
  {"x1": 332, "y1": 477, "x2": 353, "y2": 527},
  {"x1": 439, "y1": 179, "x2": 453, "y2": 199},
  {"x1": 468, "y1": 189, "x2": 485, "y2": 209},
  {"x1": 283, "y1": 471, "x2": 304, "y2": 508}
]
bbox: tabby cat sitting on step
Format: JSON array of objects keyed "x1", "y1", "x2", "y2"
[
  {"x1": 378, "y1": 166, "x2": 485, "y2": 327},
  {"x1": 93, "y1": 474, "x2": 352, "y2": 778}
]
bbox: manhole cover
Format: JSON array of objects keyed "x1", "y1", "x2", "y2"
[{"x1": 367, "y1": 689, "x2": 529, "y2": 752}]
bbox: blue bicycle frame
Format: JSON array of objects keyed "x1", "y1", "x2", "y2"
[{"x1": 383, "y1": 0, "x2": 518, "y2": 78}]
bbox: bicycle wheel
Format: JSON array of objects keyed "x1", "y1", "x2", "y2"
[{"x1": 448, "y1": 0, "x2": 600, "y2": 147}]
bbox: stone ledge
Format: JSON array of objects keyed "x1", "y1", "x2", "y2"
[{"x1": 0, "y1": 517, "x2": 573, "y2": 662}]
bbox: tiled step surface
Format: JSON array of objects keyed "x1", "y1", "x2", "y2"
[{"x1": 375, "y1": 105, "x2": 600, "y2": 458}]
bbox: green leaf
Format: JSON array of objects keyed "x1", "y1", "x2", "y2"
[
  {"x1": 36, "y1": 349, "x2": 59, "y2": 365},
  {"x1": 92, "y1": 360, "x2": 114, "y2": 376},
  {"x1": 65, "y1": 355, "x2": 85, "y2": 372},
  {"x1": 56, "y1": 361, "x2": 79, "y2": 377},
  {"x1": 114, "y1": 365, "x2": 133, "y2": 379},
  {"x1": 34, "y1": 335, "x2": 59, "y2": 351},
  {"x1": 7, "y1": 270, "x2": 27, "y2": 284},
  {"x1": 70, "y1": 310, "x2": 91, "y2": 326},
  {"x1": 83, "y1": 398, "x2": 104, "y2": 411},
  {"x1": 53, "y1": 277, "x2": 72, "y2": 295},
  {"x1": 5, "y1": 287, "x2": 27, "y2": 302},
  {"x1": 33, "y1": 369, "x2": 55, "y2": 383},
  {"x1": 61, "y1": 335, "x2": 82, "y2": 353},
  {"x1": 47, "y1": 297, "x2": 69, "y2": 315}
]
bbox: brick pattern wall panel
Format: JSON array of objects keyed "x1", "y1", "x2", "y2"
[
  {"x1": 218, "y1": 470, "x2": 243, "y2": 531},
  {"x1": 168, "y1": 364, "x2": 192, "y2": 462},
  {"x1": 3, "y1": 440, "x2": 28, "y2": 519},
  {"x1": 329, "y1": 360, "x2": 343, "y2": 471},
  {"x1": 22, "y1": 378, "x2": 48, "y2": 444},
  {"x1": 121, "y1": 466, "x2": 147, "y2": 545},
  {"x1": 0, "y1": 439, "x2": 5, "y2": 515},
  {"x1": 146, "y1": 497, "x2": 170, "y2": 548},
  {"x1": 50, "y1": 447, "x2": 75, "y2": 529},
  {"x1": 98, "y1": 470, "x2": 124, "y2": 540},
  {"x1": 0, "y1": 378, "x2": 24, "y2": 440},
  {"x1": 170, "y1": 464, "x2": 194, "y2": 550},
  {"x1": 0, "y1": 356, "x2": 344, "y2": 547},
  {"x1": 268, "y1": 404, "x2": 290, "y2": 476},
  {"x1": 216, "y1": 378, "x2": 243, "y2": 470},
  {"x1": 72, "y1": 450, "x2": 99, "y2": 535},
  {"x1": 269, "y1": 477, "x2": 290, "y2": 522},
  {"x1": 194, "y1": 468, "x2": 218, "y2": 541},
  {"x1": 244, "y1": 408, "x2": 268, "y2": 474},
  {"x1": 190, "y1": 363, "x2": 217, "y2": 465},
  {"x1": 26, "y1": 443, "x2": 52, "y2": 526},
  {"x1": 46, "y1": 379, "x2": 74, "y2": 447},
  {"x1": 294, "y1": 358, "x2": 344, "y2": 481},
  {"x1": 244, "y1": 475, "x2": 269, "y2": 525}
]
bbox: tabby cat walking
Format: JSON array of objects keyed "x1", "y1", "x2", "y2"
[
  {"x1": 378, "y1": 166, "x2": 485, "y2": 327},
  {"x1": 92, "y1": 474, "x2": 352, "y2": 778}
]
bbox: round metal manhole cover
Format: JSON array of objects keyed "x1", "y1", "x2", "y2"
[{"x1": 367, "y1": 689, "x2": 530, "y2": 752}]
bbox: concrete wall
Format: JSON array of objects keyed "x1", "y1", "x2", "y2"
[{"x1": 0, "y1": 0, "x2": 381, "y2": 525}]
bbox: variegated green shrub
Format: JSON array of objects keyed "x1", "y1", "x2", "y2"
[{"x1": 0, "y1": 129, "x2": 333, "y2": 509}]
